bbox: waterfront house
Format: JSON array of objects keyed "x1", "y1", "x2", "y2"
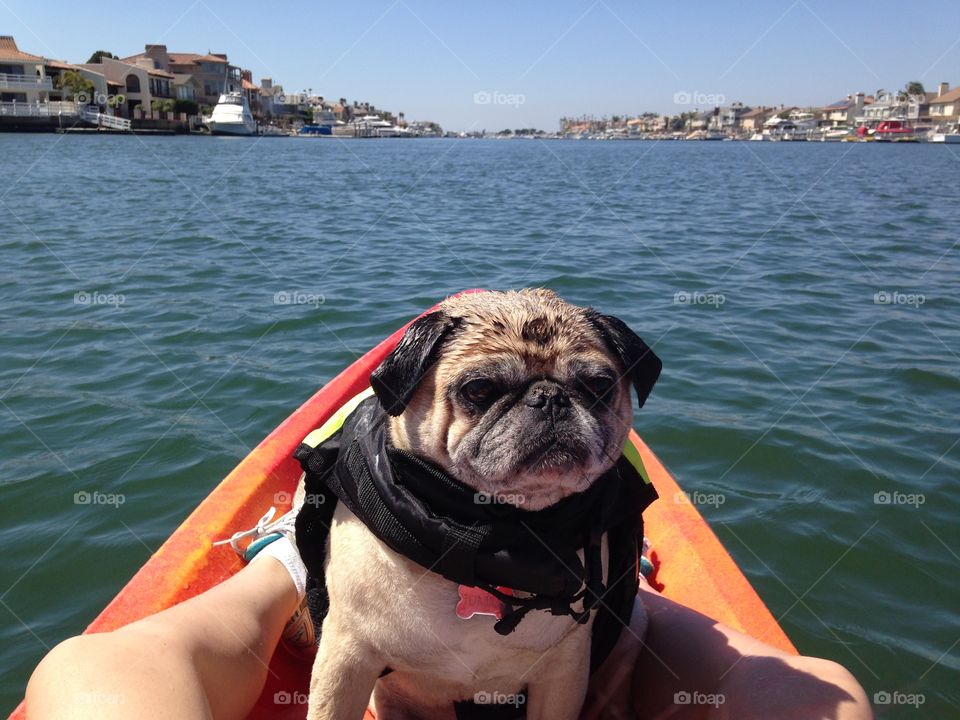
[
  {"x1": 44, "y1": 60, "x2": 108, "y2": 104},
  {"x1": 260, "y1": 78, "x2": 287, "y2": 120},
  {"x1": 628, "y1": 114, "x2": 666, "y2": 134},
  {"x1": 0, "y1": 36, "x2": 51, "y2": 104},
  {"x1": 929, "y1": 82, "x2": 960, "y2": 127},
  {"x1": 0, "y1": 36, "x2": 113, "y2": 129},
  {"x1": 332, "y1": 98, "x2": 353, "y2": 122},
  {"x1": 78, "y1": 56, "x2": 173, "y2": 117},
  {"x1": 241, "y1": 69, "x2": 261, "y2": 118},
  {"x1": 122, "y1": 45, "x2": 241, "y2": 109},
  {"x1": 821, "y1": 93, "x2": 871, "y2": 128},
  {"x1": 715, "y1": 102, "x2": 751, "y2": 134},
  {"x1": 172, "y1": 73, "x2": 199, "y2": 103},
  {"x1": 858, "y1": 90, "x2": 932, "y2": 127},
  {"x1": 740, "y1": 106, "x2": 772, "y2": 133},
  {"x1": 689, "y1": 110, "x2": 711, "y2": 132}
]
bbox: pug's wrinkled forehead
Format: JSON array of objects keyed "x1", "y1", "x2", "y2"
[
  {"x1": 436, "y1": 289, "x2": 612, "y2": 375},
  {"x1": 370, "y1": 288, "x2": 662, "y2": 417}
]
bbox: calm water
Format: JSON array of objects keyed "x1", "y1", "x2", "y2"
[{"x1": 1, "y1": 135, "x2": 958, "y2": 717}]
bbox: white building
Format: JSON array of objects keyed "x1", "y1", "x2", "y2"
[
  {"x1": 0, "y1": 35, "x2": 52, "y2": 104},
  {"x1": 78, "y1": 56, "x2": 174, "y2": 118}
]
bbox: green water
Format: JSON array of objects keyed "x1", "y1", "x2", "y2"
[{"x1": 1, "y1": 135, "x2": 958, "y2": 717}]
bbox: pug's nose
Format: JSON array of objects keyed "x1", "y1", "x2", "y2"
[{"x1": 524, "y1": 380, "x2": 571, "y2": 415}]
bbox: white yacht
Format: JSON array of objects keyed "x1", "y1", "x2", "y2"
[
  {"x1": 204, "y1": 92, "x2": 257, "y2": 136},
  {"x1": 822, "y1": 126, "x2": 853, "y2": 141},
  {"x1": 350, "y1": 114, "x2": 408, "y2": 137},
  {"x1": 929, "y1": 123, "x2": 960, "y2": 143}
]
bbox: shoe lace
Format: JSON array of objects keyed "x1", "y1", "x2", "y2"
[{"x1": 213, "y1": 506, "x2": 299, "y2": 555}]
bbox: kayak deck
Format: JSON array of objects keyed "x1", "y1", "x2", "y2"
[{"x1": 10, "y1": 307, "x2": 794, "y2": 720}]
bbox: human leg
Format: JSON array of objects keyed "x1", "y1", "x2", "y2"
[
  {"x1": 631, "y1": 581, "x2": 872, "y2": 720},
  {"x1": 26, "y1": 554, "x2": 299, "y2": 720}
]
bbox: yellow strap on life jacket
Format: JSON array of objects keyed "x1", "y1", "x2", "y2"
[
  {"x1": 622, "y1": 436, "x2": 652, "y2": 485},
  {"x1": 301, "y1": 387, "x2": 375, "y2": 449}
]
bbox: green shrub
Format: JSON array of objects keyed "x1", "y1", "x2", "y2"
[{"x1": 173, "y1": 99, "x2": 199, "y2": 116}]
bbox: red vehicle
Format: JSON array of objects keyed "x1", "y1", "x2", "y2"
[{"x1": 872, "y1": 120, "x2": 919, "y2": 142}]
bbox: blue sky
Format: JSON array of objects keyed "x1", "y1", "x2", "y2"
[{"x1": 4, "y1": 0, "x2": 959, "y2": 130}]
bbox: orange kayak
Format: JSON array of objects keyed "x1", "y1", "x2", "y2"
[{"x1": 10, "y1": 300, "x2": 795, "y2": 720}]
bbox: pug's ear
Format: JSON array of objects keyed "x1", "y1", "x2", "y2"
[
  {"x1": 371, "y1": 311, "x2": 461, "y2": 416},
  {"x1": 584, "y1": 310, "x2": 662, "y2": 408}
]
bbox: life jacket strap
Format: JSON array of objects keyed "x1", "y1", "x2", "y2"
[{"x1": 441, "y1": 522, "x2": 488, "y2": 586}]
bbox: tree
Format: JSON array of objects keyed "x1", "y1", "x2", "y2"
[
  {"x1": 905, "y1": 81, "x2": 925, "y2": 98},
  {"x1": 86, "y1": 50, "x2": 116, "y2": 64},
  {"x1": 55, "y1": 70, "x2": 94, "y2": 102},
  {"x1": 173, "y1": 99, "x2": 199, "y2": 116}
]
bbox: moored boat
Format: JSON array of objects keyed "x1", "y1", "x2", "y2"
[
  {"x1": 822, "y1": 126, "x2": 853, "y2": 141},
  {"x1": 929, "y1": 123, "x2": 960, "y2": 143},
  {"x1": 204, "y1": 91, "x2": 257, "y2": 136},
  {"x1": 872, "y1": 119, "x2": 920, "y2": 142},
  {"x1": 7, "y1": 295, "x2": 796, "y2": 720}
]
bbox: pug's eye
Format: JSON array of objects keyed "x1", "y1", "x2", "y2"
[
  {"x1": 580, "y1": 374, "x2": 616, "y2": 399},
  {"x1": 460, "y1": 378, "x2": 500, "y2": 406}
]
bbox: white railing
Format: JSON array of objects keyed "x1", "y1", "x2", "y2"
[
  {"x1": 0, "y1": 72, "x2": 54, "y2": 90},
  {"x1": 79, "y1": 104, "x2": 132, "y2": 130},
  {"x1": 0, "y1": 100, "x2": 79, "y2": 117},
  {"x1": 0, "y1": 101, "x2": 131, "y2": 130}
]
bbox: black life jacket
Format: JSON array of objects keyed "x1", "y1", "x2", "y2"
[{"x1": 293, "y1": 392, "x2": 658, "y2": 676}]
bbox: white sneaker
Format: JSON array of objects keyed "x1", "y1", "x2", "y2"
[{"x1": 215, "y1": 503, "x2": 316, "y2": 654}]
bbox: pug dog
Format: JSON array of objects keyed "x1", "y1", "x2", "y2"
[{"x1": 304, "y1": 289, "x2": 661, "y2": 720}]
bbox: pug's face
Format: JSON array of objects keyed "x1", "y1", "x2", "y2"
[{"x1": 371, "y1": 290, "x2": 661, "y2": 511}]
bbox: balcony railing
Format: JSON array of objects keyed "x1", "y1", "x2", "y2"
[
  {"x1": 0, "y1": 100, "x2": 79, "y2": 117},
  {"x1": 0, "y1": 73, "x2": 54, "y2": 91}
]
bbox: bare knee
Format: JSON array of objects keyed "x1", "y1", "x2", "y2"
[
  {"x1": 791, "y1": 657, "x2": 872, "y2": 719},
  {"x1": 27, "y1": 630, "x2": 204, "y2": 720},
  {"x1": 27, "y1": 634, "x2": 128, "y2": 718},
  {"x1": 717, "y1": 655, "x2": 873, "y2": 720},
  {"x1": 29, "y1": 634, "x2": 115, "y2": 688}
]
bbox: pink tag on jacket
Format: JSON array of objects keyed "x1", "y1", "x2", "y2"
[{"x1": 456, "y1": 586, "x2": 513, "y2": 620}]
